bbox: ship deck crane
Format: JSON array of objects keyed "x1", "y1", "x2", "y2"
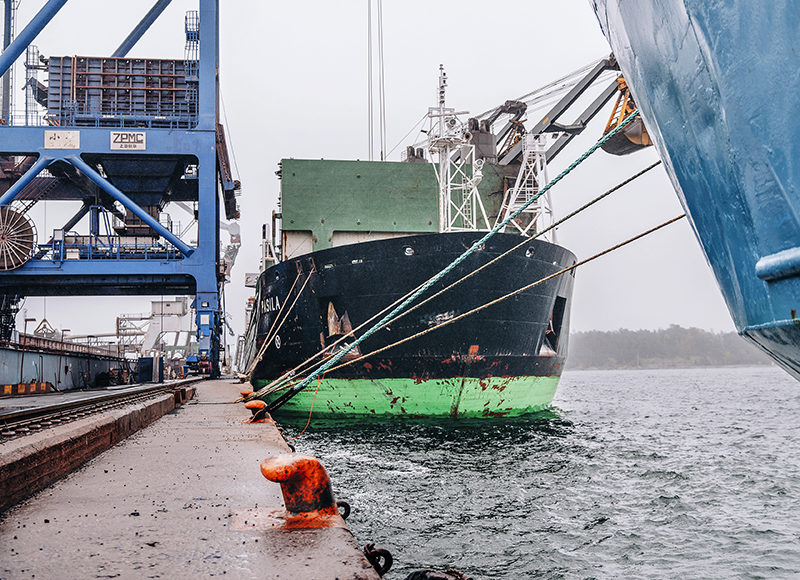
[
  {"x1": 477, "y1": 56, "x2": 651, "y2": 166},
  {"x1": 448, "y1": 56, "x2": 652, "y2": 237}
]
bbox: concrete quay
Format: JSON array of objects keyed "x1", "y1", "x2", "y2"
[
  {"x1": 0, "y1": 379, "x2": 380, "y2": 580},
  {"x1": 0, "y1": 380, "x2": 199, "y2": 512}
]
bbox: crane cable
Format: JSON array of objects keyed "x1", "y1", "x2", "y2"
[{"x1": 260, "y1": 111, "x2": 643, "y2": 411}]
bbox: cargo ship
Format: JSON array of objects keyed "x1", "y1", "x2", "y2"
[
  {"x1": 235, "y1": 67, "x2": 634, "y2": 418},
  {"x1": 592, "y1": 1, "x2": 800, "y2": 381}
]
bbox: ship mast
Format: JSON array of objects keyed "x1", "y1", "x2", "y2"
[
  {"x1": 496, "y1": 133, "x2": 555, "y2": 241},
  {"x1": 426, "y1": 65, "x2": 490, "y2": 233}
]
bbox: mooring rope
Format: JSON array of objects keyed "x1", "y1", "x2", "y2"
[
  {"x1": 243, "y1": 270, "x2": 313, "y2": 379},
  {"x1": 240, "y1": 273, "x2": 299, "y2": 379},
  {"x1": 261, "y1": 111, "x2": 643, "y2": 411},
  {"x1": 342, "y1": 159, "x2": 665, "y2": 338},
  {"x1": 250, "y1": 158, "x2": 662, "y2": 399},
  {"x1": 245, "y1": 275, "x2": 438, "y2": 399},
  {"x1": 288, "y1": 373, "x2": 324, "y2": 440},
  {"x1": 262, "y1": 214, "x2": 686, "y2": 402}
]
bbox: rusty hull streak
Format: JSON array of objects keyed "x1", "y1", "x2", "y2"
[{"x1": 450, "y1": 377, "x2": 467, "y2": 417}]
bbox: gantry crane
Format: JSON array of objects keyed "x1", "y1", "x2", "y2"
[{"x1": 0, "y1": 0, "x2": 240, "y2": 377}]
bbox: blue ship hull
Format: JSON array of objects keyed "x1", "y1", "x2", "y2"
[{"x1": 593, "y1": 1, "x2": 800, "y2": 380}]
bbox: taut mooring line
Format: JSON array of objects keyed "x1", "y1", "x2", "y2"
[
  {"x1": 250, "y1": 159, "x2": 662, "y2": 400},
  {"x1": 261, "y1": 111, "x2": 649, "y2": 411},
  {"x1": 264, "y1": 213, "x2": 686, "y2": 399}
]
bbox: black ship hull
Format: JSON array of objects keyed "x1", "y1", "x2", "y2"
[{"x1": 243, "y1": 232, "x2": 576, "y2": 417}]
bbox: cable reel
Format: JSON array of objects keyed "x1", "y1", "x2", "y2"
[{"x1": 0, "y1": 202, "x2": 37, "y2": 271}]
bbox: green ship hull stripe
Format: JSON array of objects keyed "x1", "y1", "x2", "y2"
[{"x1": 251, "y1": 375, "x2": 560, "y2": 418}]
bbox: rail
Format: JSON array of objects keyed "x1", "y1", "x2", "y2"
[{"x1": 0, "y1": 377, "x2": 204, "y2": 438}]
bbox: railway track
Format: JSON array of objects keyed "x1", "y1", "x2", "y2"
[{"x1": 0, "y1": 378, "x2": 203, "y2": 440}]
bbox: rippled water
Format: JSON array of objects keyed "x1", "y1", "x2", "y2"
[{"x1": 284, "y1": 367, "x2": 800, "y2": 579}]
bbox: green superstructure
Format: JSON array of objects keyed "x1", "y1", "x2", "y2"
[{"x1": 278, "y1": 159, "x2": 511, "y2": 256}]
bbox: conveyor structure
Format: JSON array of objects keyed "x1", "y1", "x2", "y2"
[{"x1": 0, "y1": 0, "x2": 239, "y2": 376}]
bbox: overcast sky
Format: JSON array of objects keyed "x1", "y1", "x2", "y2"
[{"x1": 10, "y1": 0, "x2": 735, "y2": 340}]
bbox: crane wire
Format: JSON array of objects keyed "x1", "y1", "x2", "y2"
[
  {"x1": 220, "y1": 87, "x2": 241, "y2": 181},
  {"x1": 377, "y1": 0, "x2": 387, "y2": 160},
  {"x1": 387, "y1": 112, "x2": 428, "y2": 159},
  {"x1": 474, "y1": 58, "x2": 613, "y2": 120},
  {"x1": 367, "y1": 0, "x2": 374, "y2": 161},
  {"x1": 411, "y1": 67, "x2": 618, "y2": 150}
]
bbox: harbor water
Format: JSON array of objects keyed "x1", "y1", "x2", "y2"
[{"x1": 287, "y1": 366, "x2": 800, "y2": 579}]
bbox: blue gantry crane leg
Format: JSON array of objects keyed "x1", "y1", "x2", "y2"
[
  {"x1": 112, "y1": 0, "x2": 174, "y2": 58},
  {"x1": 0, "y1": 0, "x2": 239, "y2": 378}
]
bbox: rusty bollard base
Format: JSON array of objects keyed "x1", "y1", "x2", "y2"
[
  {"x1": 230, "y1": 507, "x2": 348, "y2": 531},
  {"x1": 244, "y1": 400, "x2": 271, "y2": 424},
  {"x1": 234, "y1": 453, "x2": 347, "y2": 530}
]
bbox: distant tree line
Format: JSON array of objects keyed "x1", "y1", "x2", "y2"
[{"x1": 566, "y1": 325, "x2": 772, "y2": 369}]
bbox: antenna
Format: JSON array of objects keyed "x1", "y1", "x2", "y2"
[{"x1": 425, "y1": 66, "x2": 490, "y2": 233}]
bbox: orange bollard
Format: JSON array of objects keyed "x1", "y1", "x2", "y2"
[
  {"x1": 244, "y1": 400, "x2": 267, "y2": 423},
  {"x1": 227, "y1": 453, "x2": 348, "y2": 530},
  {"x1": 260, "y1": 454, "x2": 338, "y2": 516}
]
